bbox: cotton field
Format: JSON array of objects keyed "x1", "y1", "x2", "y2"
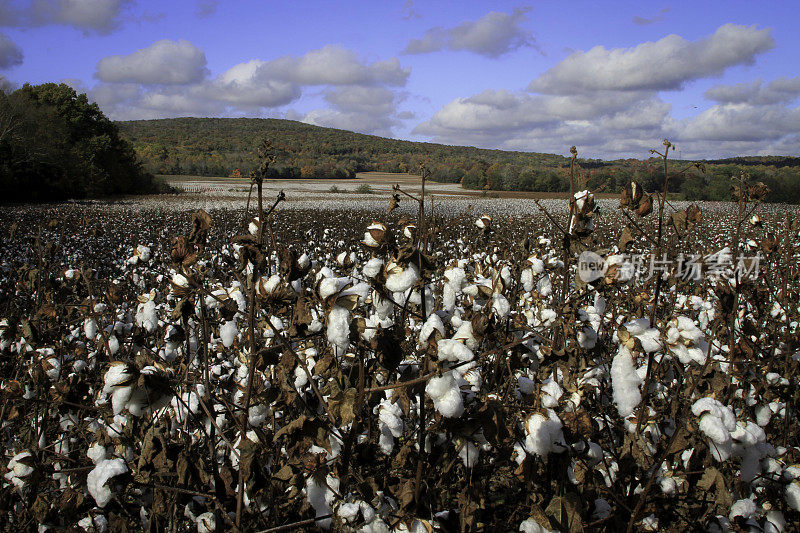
[{"x1": 0, "y1": 173, "x2": 799, "y2": 532}]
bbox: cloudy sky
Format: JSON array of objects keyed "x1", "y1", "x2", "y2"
[{"x1": 1, "y1": 0, "x2": 799, "y2": 159}]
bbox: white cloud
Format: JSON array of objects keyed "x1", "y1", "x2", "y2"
[
  {"x1": 0, "y1": 0, "x2": 133, "y2": 34},
  {"x1": 413, "y1": 24, "x2": 789, "y2": 158},
  {"x1": 704, "y1": 77, "x2": 800, "y2": 105},
  {"x1": 96, "y1": 39, "x2": 209, "y2": 85},
  {"x1": 89, "y1": 43, "x2": 409, "y2": 135},
  {"x1": 0, "y1": 32, "x2": 23, "y2": 69},
  {"x1": 262, "y1": 45, "x2": 409, "y2": 86},
  {"x1": 679, "y1": 103, "x2": 800, "y2": 142},
  {"x1": 530, "y1": 24, "x2": 774, "y2": 94},
  {"x1": 302, "y1": 86, "x2": 405, "y2": 137},
  {"x1": 302, "y1": 108, "x2": 396, "y2": 137},
  {"x1": 404, "y1": 7, "x2": 536, "y2": 58},
  {"x1": 323, "y1": 86, "x2": 397, "y2": 115}
]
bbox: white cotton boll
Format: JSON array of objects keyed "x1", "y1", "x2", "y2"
[
  {"x1": 453, "y1": 321, "x2": 477, "y2": 350},
  {"x1": 537, "y1": 275, "x2": 552, "y2": 297},
  {"x1": 363, "y1": 258, "x2": 384, "y2": 279},
  {"x1": 492, "y1": 293, "x2": 510, "y2": 319},
  {"x1": 4, "y1": 452, "x2": 34, "y2": 489},
  {"x1": 640, "y1": 515, "x2": 659, "y2": 531},
  {"x1": 519, "y1": 518, "x2": 555, "y2": 533},
  {"x1": 541, "y1": 376, "x2": 563, "y2": 409},
  {"x1": 637, "y1": 328, "x2": 662, "y2": 353},
  {"x1": 523, "y1": 411, "x2": 566, "y2": 457},
  {"x1": 84, "y1": 318, "x2": 98, "y2": 340},
  {"x1": 785, "y1": 481, "x2": 800, "y2": 511},
  {"x1": 659, "y1": 476, "x2": 677, "y2": 495},
  {"x1": 425, "y1": 372, "x2": 464, "y2": 418},
  {"x1": 698, "y1": 415, "x2": 734, "y2": 462},
  {"x1": 521, "y1": 268, "x2": 534, "y2": 293},
  {"x1": 611, "y1": 346, "x2": 642, "y2": 418},
  {"x1": 305, "y1": 474, "x2": 340, "y2": 529},
  {"x1": 529, "y1": 256, "x2": 545, "y2": 275},
  {"x1": 319, "y1": 276, "x2": 347, "y2": 300},
  {"x1": 87, "y1": 458, "x2": 128, "y2": 508},
  {"x1": 729, "y1": 498, "x2": 757, "y2": 521},
  {"x1": 692, "y1": 398, "x2": 737, "y2": 431},
  {"x1": 44, "y1": 356, "x2": 61, "y2": 380},
  {"x1": 442, "y1": 284, "x2": 457, "y2": 312},
  {"x1": 578, "y1": 326, "x2": 597, "y2": 349},
  {"x1": 78, "y1": 514, "x2": 108, "y2": 533},
  {"x1": 436, "y1": 338, "x2": 474, "y2": 362},
  {"x1": 385, "y1": 263, "x2": 419, "y2": 293},
  {"x1": 445, "y1": 266, "x2": 466, "y2": 290},
  {"x1": 219, "y1": 320, "x2": 238, "y2": 348},
  {"x1": 764, "y1": 511, "x2": 786, "y2": 533},
  {"x1": 419, "y1": 313, "x2": 445, "y2": 346},
  {"x1": 136, "y1": 300, "x2": 157, "y2": 333},
  {"x1": 327, "y1": 306, "x2": 351, "y2": 356},
  {"x1": 87, "y1": 443, "x2": 108, "y2": 465},
  {"x1": 107, "y1": 335, "x2": 119, "y2": 356},
  {"x1": 458, "y1": 440, "x2": 479, "y2": 468},
  {"x1": 197, "y1": 512, "x2": 215, "y2": 533}
]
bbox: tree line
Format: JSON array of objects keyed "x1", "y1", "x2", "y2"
[
  {"x1": 118, "y1": 117, "x2": 800, "y2": 204},
  {"x1": 0, "y1": 83, "x2": 165, "y2": 202}
]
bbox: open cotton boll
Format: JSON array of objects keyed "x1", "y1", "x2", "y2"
[
  {"x1": 385, "y1": 263, "x2": 419, "y2": 293},
  {"x1": 87, "y1": 458, "x2": 128, "y2": 508},
  {"x1": 786, "y1": 480, "x2": 800, "y2": 511},
  {"x1": 425, "y1": 372, "x2": 464, "y2": 418},
  {"x1": 436, "y1": 338, "x2": 474, "y2": 362},
  {"x1": 319, "y1": 276, "x2": 350, "y2": 300},
  {"x1": 523, "y1": 410, "x2": 566, "y2": 457},
  {"x1": 692, "y1": 398, "x2": 737, "y2": 462},
  {"x1": 376, "y1": 398, "x2": 404, "y2": 455},
  {"x1": 577, "y1": 326, "x2": 598, "y2": 349},
  {"x1": 729, "y1": 498, "x2": 757, "y2": 521},
  {"x1": 444, "y1": 266, "x2": 467, "y2": 290},
  {"x1": 87, "y1": 442, "x2": 108, "y2": 465},
  {"x1": 537, "y1": 275, "x2": 552, "y2": 297},
  {"x1": 196, "y1": 512, "x2": 215, "y2": 533},
  {"x1": 452, "y1": 321, "x2": 477, "y2": 350},
  {"x1": 219, "y1": 320, "x2": 238, "y2": 348},
  {"x1": 622, "y1": 318, "x2": 662, "y2": 352},
  {"x1": 519, "y1": 518, "x2": 555, "y2": 533},
  {"x1": 541, "y1": 375, "x2": 563, "y2": 409},
  {"x1": 419, "y1": 313, "x2": 445, "y2": 346},
  {"x1": 457, "y1": 439, "x2": 479, "y2": 468},
  {"x1": 492, "y1": 293, "x2": 511, "y2": 319},
  {"x1": 327, "y1": 306, "x2": 351, "y2": 356},
  {"x1": 764, "y1": 511, "x2": 786, "y2": 533},
  {"x1": 4, "y1": 451, "x2": 34, "y2": 489},
  {"x1": 611, "y1": 346, "x2": 642, "y2": 418},
  {"x1": 78, "y1": 514, "x2": 109, "y2": 533},
  {"x1": 84, "y1": 318, "x2": 98, "y2": 340},
  {"x1": 362, "y1": 258, "x2": 384, "y2": 279},
  {"x1": 135, "y1": 300, "x2": 157, "y2": 333},
  {"x1": 305, "y1": 474, "x2": 340, "y2": 529}
]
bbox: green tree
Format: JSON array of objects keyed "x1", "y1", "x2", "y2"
[{"x1": 0, "y1": 83, "x2": 162, "y2": 202}]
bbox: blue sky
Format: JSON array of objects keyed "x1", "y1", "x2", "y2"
[{"x1": 1, "y1": 0, "x2": 799, "y2": 159}]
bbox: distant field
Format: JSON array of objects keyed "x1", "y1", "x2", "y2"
[{"x1": 161, "y1": 172, "x2": 619, "y2": 200}]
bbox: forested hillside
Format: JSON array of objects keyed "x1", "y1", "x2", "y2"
[{"x1": 117, "y1": 117, "x2": 800, "y2": 203}]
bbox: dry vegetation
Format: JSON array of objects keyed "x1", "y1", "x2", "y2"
[{"x1": 0, "y1": 141, "x2": 798, "y2": 533}]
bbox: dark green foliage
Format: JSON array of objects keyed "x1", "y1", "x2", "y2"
[{"x1": 0, "y1": 83, "x2": 164, "y2": 202}]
